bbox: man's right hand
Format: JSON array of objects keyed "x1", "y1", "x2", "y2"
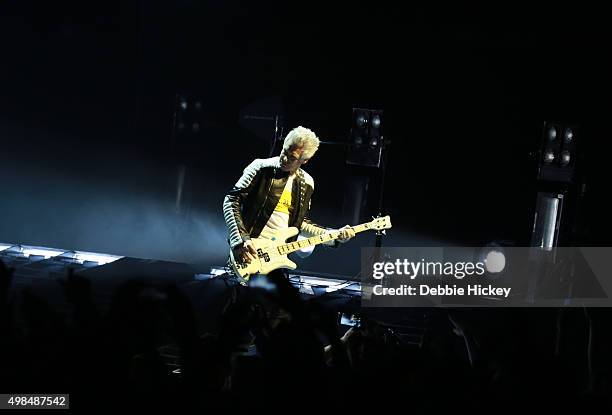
[{"x1": 233, "y1": 240, "x2": 257, "y2": 264}]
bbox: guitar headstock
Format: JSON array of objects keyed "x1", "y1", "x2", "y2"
[{"x1": 370, "y1": 215, "x2": 392, "y2": 231}]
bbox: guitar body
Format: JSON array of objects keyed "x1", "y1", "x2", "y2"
[{"x1": 229, "y1": 227, "x2": 299, "y2": 279}]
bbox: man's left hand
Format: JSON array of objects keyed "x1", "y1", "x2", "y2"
[{"x1": 337, "y1": 225, "x2": 355, "y2": 243}]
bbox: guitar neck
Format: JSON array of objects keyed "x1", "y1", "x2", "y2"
[{"x1": 276, "y1": 222, "x2": 375, "y2": 255}]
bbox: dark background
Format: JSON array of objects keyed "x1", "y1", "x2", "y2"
[{"x1": 1, "y1": 1, "x2": 611, "y2": 276}]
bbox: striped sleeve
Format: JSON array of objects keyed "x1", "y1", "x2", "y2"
[{"x1": 223, "y1": 159, "x2": 262, "y2": 249}]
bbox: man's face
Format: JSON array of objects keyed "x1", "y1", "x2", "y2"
[{"x1": 280, "y1": 145, "x2": 309, "y2": 173}]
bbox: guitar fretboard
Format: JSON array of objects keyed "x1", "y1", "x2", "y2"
[{"x1": 277, "y1": 222, "x2": 375, "y2": 255}]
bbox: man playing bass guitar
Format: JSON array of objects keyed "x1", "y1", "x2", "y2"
[{"x1": 223, "y1": 126, "x2": 355, "y2": 277}]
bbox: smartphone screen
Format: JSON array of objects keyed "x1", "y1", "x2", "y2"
[{"x1": 339, "y1": 313, "x2": 360, "y2": 327}]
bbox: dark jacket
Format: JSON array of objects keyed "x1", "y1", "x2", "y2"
[{"x1": 223, "y1": 156, "x2": 333, "y2": 249}]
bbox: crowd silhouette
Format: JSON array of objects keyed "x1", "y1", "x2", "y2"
[{"x1": 1, "y1": 259, "x2": 610, "y2": 411}]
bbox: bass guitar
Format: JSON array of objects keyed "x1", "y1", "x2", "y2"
[{"x1": 229, "y1": 215, "x2": 392, "y2": 279}]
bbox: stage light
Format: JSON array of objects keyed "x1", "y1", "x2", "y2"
[
  {"x1": 0, "y1": 244, "x2": 123, "y2": 264},
  {"x1": 72, "y1": 251, "x2": 122, "y2": 265},
  {"x1": 174, "y1": 93, "x2": 205, "y2": 138},
  {"x1": 537, "y1": 122, "x2": 579, "y2": 182},
  {"x1": 179, "y1": 97, "x2": 188, "y2": 111},
  {"x1": 560, "y1": 151, "x2": 571, "y2": 166},
  {"x1": 531, "y1": 122, "x2": 584, "y2": 251},
  {"x1": 477, "y1": 243, "x2": 507, "y2": 280},
  {"x1": 547, "y1": 125, "x2": 557, "y2": 141},
  {"x1": 210, "y1": 266, "x2": 229, "y2": 276},
  {"x1": 356, "y1": 112, "x2": 368, "y2": 129},
  {"x1": 563, "y1": 127, "x2": 573, "y2": 143},
  {"x1": 543, "y1": 149, "x2": 555, "y2": 164},
  {"x1": 351, "y1": 109, "x2": 369, "y2": 146},
  {"x1": 347, "y1": 108, "x2": 384, "y2": 168},
  {"x1": 481, "y1": 248, "x2": 506, "y2": 274},
  {"x1": 531, "y1": 193, "x2": 562, "y2": 250},
  {"x1": 371, "y1": 114, "x2": 381, "y2": 129},
  {"x1": 288, "y1": 274, "x2": 361, "y2": 295},
  {"x1": 21, "y1": 247, "x2": 65, "y2": 259}
]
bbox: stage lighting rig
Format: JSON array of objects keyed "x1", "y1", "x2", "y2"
[
  {"x1": 346, "y1": 108, "x2": 384, "y2": 168},
  {"x1": 538, "y1": 122, "x2": 579, "y2": 183}
]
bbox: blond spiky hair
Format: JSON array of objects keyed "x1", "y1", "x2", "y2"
[{"x1": 283, "y1": 126, "x2": 320, "y2": 160}]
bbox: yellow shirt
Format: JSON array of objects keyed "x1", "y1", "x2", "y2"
[
  {"x1": 259, "y1": 174, "x2": 294, "y2": 239},
  {"x1": 274, "y1": 180, "x2": 293, "y2": 214}
]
